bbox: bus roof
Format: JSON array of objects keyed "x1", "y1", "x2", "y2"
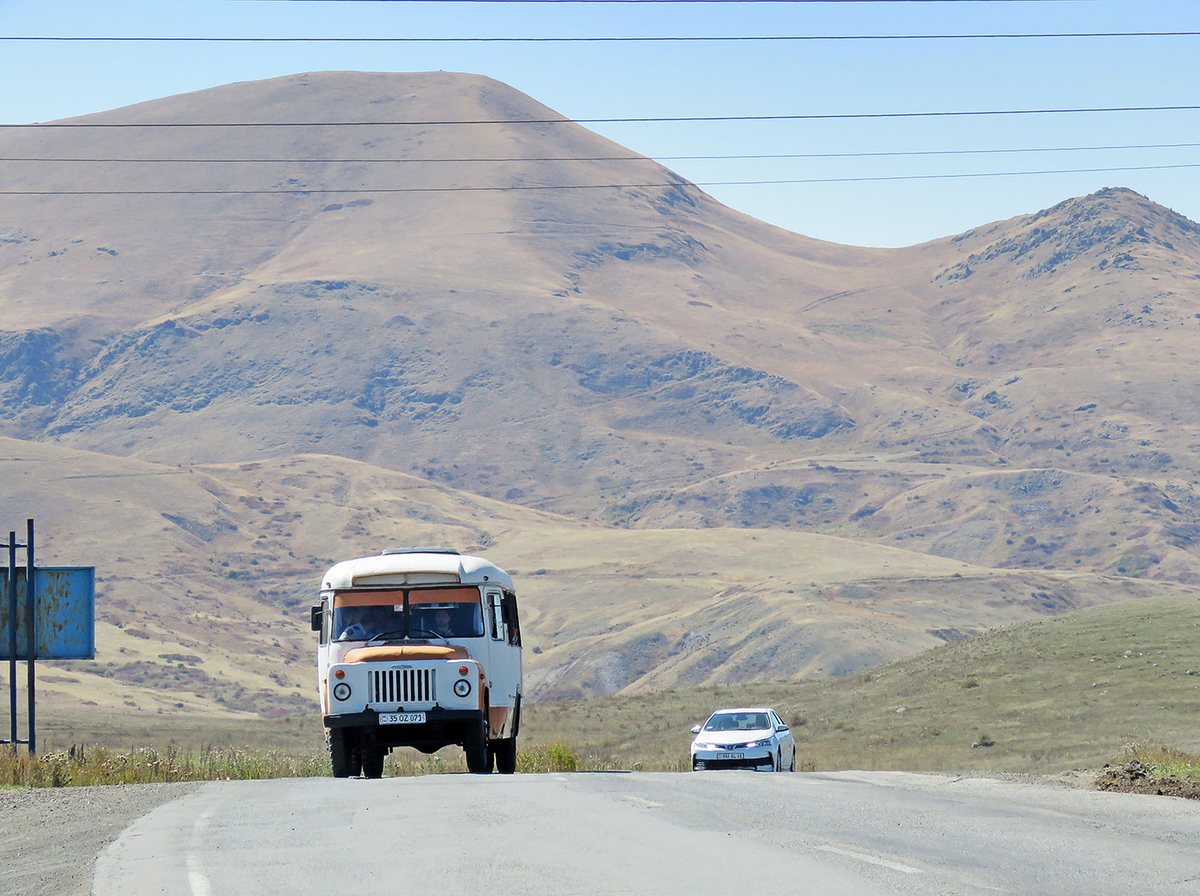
[{"x1": 321, "y1": 550, "x2": 514, "y2": 591}]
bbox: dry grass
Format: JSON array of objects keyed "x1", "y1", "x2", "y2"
[
  {"x1": 0, "y1": 740, "x2": 596, "y2": 788},
  {"x1": 0, "y1": 744, "x2": 329, "y2": 787},
  {"x1": 15, "y1": 591, "x2": 1200, "y2": 783}
]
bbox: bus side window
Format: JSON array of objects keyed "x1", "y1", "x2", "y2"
[
  {"x1": 502, "y1": 592, "x2": 521, "y2": 647},
  {"x1": 488, "y1": 591, "x2": 505, "y2": 641}
]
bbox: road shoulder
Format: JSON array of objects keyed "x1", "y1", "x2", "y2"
[{"x1": 0, "y1": 781, "x2": 200, "y2": 896}]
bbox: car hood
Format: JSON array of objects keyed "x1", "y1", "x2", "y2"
[{"x1": 693, "y1": 729, "x2": 773, "y2": 746}]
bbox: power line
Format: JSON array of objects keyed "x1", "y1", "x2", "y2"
[
  {"x1": 196, "y1": 1, "x2": 1118, "y2": 4},
  {"x1": 4, "y1": 141, "x2": 1198, "y2": 164},
  {"x1": 3, "y1": 161, "x2": 1198, "y2": 195},
  {"x1": 7, "y1": 104, "x2": 1200, "y2": 128},
  {"x1": 198, "y1": 1, "x2": 1125, "y2": 4},
  {"x1": 5, "y1": 31, "x2": 1198, "y2": 42}
]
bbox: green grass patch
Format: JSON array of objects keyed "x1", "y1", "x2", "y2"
[{"x1": 1124, "y1": 740, "x2": 1200, "y2": 781}]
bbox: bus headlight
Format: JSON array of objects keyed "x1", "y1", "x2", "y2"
[
  {"x1": 453, "y1": 679, "x2": 472, "y2": 698},
  {"x1": 332, "y1": 682, "x2": 352, "y2": 701}
]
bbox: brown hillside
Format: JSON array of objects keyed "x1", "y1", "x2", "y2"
[
  {"x1": 3, "y1": 72, "x2": 1200, "y2": 728},
  {"x1": 5, "y1": 437, "x2": 1192, "y2": 719}
]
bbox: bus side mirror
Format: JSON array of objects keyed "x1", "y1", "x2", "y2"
[{"x1": 310, "y1": 606, "x2": 323, "y2": 632}]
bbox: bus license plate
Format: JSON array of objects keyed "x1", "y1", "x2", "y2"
[
  {"x1": 716, "y1": 752, "x2": 744, "y2": 760},
  {"x1": 379, "y1": 712, "x2": 426, "y2": 725}
]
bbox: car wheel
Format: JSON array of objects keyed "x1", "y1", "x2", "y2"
[
  {"x1": 789, "y1": 748, "x2": 796, "y2": 772},
  {"x1": 773, "y1": 749, "x2": 781, "y2": 772}
]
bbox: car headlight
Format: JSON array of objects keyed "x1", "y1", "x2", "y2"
[
  {"x1": 749, "y1": 738, "x2": 773, "y2": 748},
  {"x1": 693, "y1": 742, "x2": 716, "y2": 750},
  {"x1": 453, "y1": 678, "x2": 472, "y2": 698},
  {"x1": 332, "y1": 682, "x2": 352, "y2": 701}
]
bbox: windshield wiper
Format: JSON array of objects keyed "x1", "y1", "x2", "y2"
[
  {"x1": 364, "y1": 627, "x2": 450, "y2": 645},
  {"x1": 408, "y1": 627, "x2": 450, "y2": 642},
  {"x1": 365, "y1": 629, "x2": 407, "y2": 644}
]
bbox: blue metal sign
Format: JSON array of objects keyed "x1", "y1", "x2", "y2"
[{"x1": 0, "y1": 567, "x2": 95, "y2": 660}]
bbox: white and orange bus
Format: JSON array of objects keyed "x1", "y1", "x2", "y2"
[{"x1": 311, "y1": 547, "x2": 523, "y2": 777}]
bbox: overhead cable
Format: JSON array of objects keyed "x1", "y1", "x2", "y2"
[
  {"x1": 6, "y1": 104, "x2": 1200, "y2": 128},
  {"x1": 205, "y1": 1, "x2": 1120, "y2": 5},
  {"x1": 4, "y1": 142, "x2": 1199, "y2": 164},
  {"x1": 4, "y1": 161, "x2": 1199, "y2": 195},
  {"x1": 4, "y1": 30, "x2": 1198, "y2": 42}
]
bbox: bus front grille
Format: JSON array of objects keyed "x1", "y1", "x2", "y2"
[{"x1": 369, "y1": 667, "x2": 435, "y2": 704}]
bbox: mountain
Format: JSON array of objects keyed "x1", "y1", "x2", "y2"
[
  {"x1": 3, "y1": 72, "x2": 1200, "y2": 732},
  {"x1": 9, "y1": 437, "x2": 1180, "y2": 718}
]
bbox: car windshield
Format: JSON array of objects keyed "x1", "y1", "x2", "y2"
[{"x1": 703, "y1": 712, "x2": 771, "y2": 732}]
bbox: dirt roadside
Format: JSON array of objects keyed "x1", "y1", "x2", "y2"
[
  {"x1": 1094, "y1": 761, "x2": 1200, "y2": 800},
  {"x1": 0, "y1": 781, "x2": 200, "y2": 896}
]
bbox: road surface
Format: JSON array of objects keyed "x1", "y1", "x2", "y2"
[{"x1": 81, "y1": 770, "x2": 1200, "y2": 895}]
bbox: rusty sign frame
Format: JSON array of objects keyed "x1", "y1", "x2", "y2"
[
  {"x1": 0, "y1": 567, "x2": 96, "y2": 661},
  {"x1": 1, "y1": 519, "x2": 96, "y2": 754}
]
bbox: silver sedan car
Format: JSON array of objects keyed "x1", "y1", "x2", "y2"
[{"x1": 690, "y1": 707, "x2": 796, "y2": 772}]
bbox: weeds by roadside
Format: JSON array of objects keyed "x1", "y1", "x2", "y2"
[
  {"x1": 0, "y1": 740, "x2": 626, "y2": 788},
  {"x1": 1094, "y1": 740, "x2": 1200, "y2": 800},
  {"x1": 0, "y1": 744, "x2": 330, "y2": 787},
  {"x1": 1124, "y1": 741, "x2": 1200, "y2": 781}
]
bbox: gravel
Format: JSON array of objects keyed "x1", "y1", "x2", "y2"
[{"x1": 0, "y1": 782, "x2": 200, "y2": 896}]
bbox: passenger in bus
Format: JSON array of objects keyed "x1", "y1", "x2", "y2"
[
  {"x1": 433, "y1": 608, "x2": 455, "y2": 636},
  {"x1": 336, "y1": 606, "x2": 394, "y2": 641},
  {"x1": 414, "y1": 604, "x2": 484, "y2": 638}
]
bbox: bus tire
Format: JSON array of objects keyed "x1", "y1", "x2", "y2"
[
  {"x1": 464, "y1": 719, "x2": 492, "y2": 774},
  {"x1": 329, "y1": 728, "x2": 361, "y2": 778},
  {"x1": 362, "y1": 745, "x2": 386, "y2": 779},
  {"x1": 493, "y1": 736, "x2": 517, "y2": 774}
]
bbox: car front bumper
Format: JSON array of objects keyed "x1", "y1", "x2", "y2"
[{"x1": 691, "y1": 745, "x2": 775, "y2": 771}]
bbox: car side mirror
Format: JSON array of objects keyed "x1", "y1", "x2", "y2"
[
  {"x1": 776, "y1": 724, "x2": 788, "y2": 732},
  {"x1": 310, "y1": 606, "x2": 323, "y2": 632},
  {"x1": 690, "y1": 725, "x2": 701, "y2": 734}
]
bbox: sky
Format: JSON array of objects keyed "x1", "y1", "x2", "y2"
[{"x1": 2, "y1": 0, "x2": 1198, "y2": 247}]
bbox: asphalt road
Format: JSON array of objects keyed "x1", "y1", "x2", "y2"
[{"x1": 84, "y1": 770, "x2": 1200, "y2": 896}]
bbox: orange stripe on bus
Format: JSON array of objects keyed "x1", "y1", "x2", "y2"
[{"x1": 332, "y1": 587, "x2": 481, "y2": 608}]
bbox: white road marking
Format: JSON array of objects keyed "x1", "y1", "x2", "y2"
[
  {"x1": 187, "y1": 809, "x2": 215, "y2": 896},
  {"x1": 816, "y1": 845, "x2": 925, "y2": 874},
  {"x1": 620, "y1": 796, "x2": 664, "y2": 809}
]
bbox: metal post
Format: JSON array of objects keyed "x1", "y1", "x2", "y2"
[
  {"x1": 25, "y1": 519, "x2": 35, "y2": 755},
  {"x1": 6, "y1": 531, "x2": 15, "y2": 748}
]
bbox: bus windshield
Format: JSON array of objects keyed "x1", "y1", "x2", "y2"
[{"x1": 332, "y1": 588, "x2": 484, "y2": 641}]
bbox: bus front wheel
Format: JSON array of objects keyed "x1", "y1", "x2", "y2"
[
  {"x1": 464, "y1": 719, "x2": 492, "y2": 774},
  {"x1": 329, "y1": 728, "x2": 362, "y2": 778}
]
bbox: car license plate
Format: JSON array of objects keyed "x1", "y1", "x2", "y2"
[
  {"x1": 379, "y1": 712, "x2": 426, "y2": 725},
  {"x1": 716, "y1": 752, "x2": 744, "y2": 760}
]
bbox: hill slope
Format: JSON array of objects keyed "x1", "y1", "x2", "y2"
[
  {"x1": 18, "y1": 437, "x2": 1187, "y2": 715},
  {"x1": 527, "y1": 590, "x2": 1200, "y2": 773},
  {"x1": 3, "y1": 72, "x2": 1200, "y2": 733}
]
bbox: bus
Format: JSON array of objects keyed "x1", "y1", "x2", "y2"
[{"x1": 311, "y1": 547, "x2": 522, "y2": 776}]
